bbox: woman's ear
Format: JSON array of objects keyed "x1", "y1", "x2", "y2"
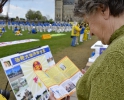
[
  {"x1": 100, "y1": 5, "x2": 110, "y2": 20},
  {"x1": 102, "y1": 7, "x2": 110, "y2": 20}
]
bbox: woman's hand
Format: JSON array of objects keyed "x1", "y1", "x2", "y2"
[
  {"x1": 49, "y1": 91, "x2": 56, "y2": 100},
  {"x1": 49, "y1": 91, "x2": 70, "y2": 100},
  {"x1": 82, "y1": 69, "x2": 86, "y2": 74}
]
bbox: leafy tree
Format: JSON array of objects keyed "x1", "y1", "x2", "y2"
[
  {"x1": 25, "y1": 9, "x2": 42, "y2": 21},
  {"x1": 20, "y1": 18, "x2": 25, "y2": 21},
  {"x1": 46, "y1": 15, "x2": 50, "y2": 20},
  {"x1": 42, "y1": 16, "x2": 47, "y2": 21},
  {"x1": 16, "y1": 16, "x2": 19, "y2": 21},
  {"x1": 25, "y1": 9, "x2": 35, "y2": 20},
  {"x1": 49, "y1": 19, "x2": 54, "y2": 24},
  {"x1": 35, "y1": 11, "x2": 42, "y2": 20}
]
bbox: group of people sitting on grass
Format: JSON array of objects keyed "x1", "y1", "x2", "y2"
[{"x1": 13, "y1": 26, "x2": 37, "y2": 35}]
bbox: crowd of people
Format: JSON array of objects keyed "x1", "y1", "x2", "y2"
[
  {"x1": 6, "y1": 21, "x2": 72, "y2": 33},
  {"x1": 71, "y1": 22, "x2": 91, "y2": 47},
  {"x1": 0, "y1": 21, "x2": 72, "y2": 36}
]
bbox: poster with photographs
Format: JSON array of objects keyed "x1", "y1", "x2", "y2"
[{"x1": 0, "y1": 45, "x2": 55, "y2": 100}]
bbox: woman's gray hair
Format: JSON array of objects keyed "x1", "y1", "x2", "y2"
[{"x1": 74, "y1": 0, "x2": 124, "y2": 17}]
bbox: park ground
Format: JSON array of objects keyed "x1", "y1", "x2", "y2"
[{"x1": 0, "y1": 36, "x2": 98, "y2": 100}]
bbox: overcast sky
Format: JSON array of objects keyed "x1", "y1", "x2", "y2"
[{"x1": 1, "y1": 0, "x2": 55, "y2": 19}]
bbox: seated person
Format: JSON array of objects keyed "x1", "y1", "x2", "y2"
[
  {"x1": 15, "y1": 29, "x2": 23, "y2": 36},
  {"x1": 0, "y1": 28, "x2": 3, "y2": 37},
  {"x1": 31, "y1": 27, "x2": 37, "y2": 34},
  {"x1": 13, "y1": 26, "x2": 18, "y2": 33},
  {"x1": 2, "y1": 27, "x2": 6, "y2": 33}
]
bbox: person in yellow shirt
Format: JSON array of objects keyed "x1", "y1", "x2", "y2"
[
  {"x1": 87, "y1": 26, "x2": 91, "y2": 39},
  {"x1": 71, "y1": 22, "x2": 81, "y2": 47},
  {"x1": 75, "y1": 23, "x2": 81, "y2": 45},
  {"x1": 15, "y1": 29, "x2": 23, "y2": 36},
  {"x1": 83, "y1": 24, "x2": 89, "y2": 41}
]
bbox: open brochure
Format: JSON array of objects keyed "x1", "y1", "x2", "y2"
[
  {"x1": 35, "y1": 56, "x2": 83, "y2": 100},
  {"x1": 0, "y1": 46, "x2": 83, "y2": 100}
]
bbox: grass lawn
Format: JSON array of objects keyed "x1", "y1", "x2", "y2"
[{"x1": 0, "y1": 28, "x2": 72, "y2": 58}]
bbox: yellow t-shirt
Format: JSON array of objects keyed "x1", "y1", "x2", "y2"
[{"x1": 16, "y1": 30, "x2": 21, "y2": 34}]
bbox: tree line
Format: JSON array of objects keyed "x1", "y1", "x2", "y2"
[{"x1": 0, "y1": 9, "x2": 54, "y2": 23}]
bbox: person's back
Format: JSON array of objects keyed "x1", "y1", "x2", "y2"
[
  {"x1": 14, "y1": 27, "x2": 18, "y2": 33},
  {"x1": 2, "y1": 27, "x2": 5, "y2": 33},
  {"x1": 32, "y1": 28, "x2": 37, "y2": 34}
]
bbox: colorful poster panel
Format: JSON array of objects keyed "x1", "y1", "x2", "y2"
[
  {"x1": 20, "y1": 54, "x2": 50, "y2": 99},
  {"x1": 10, "y1": 76, "x2": 33, "y2": 100},
  {"x1": 0, "y1": 46, "x2": 54, "y2": 100}
]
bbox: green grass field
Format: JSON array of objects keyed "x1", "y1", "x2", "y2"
[{"x1": 0, "y1": 28, "x2": 71, "y2": 58}]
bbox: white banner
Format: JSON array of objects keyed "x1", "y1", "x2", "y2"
[{"x1": 0, "y1": 39, "x2": 40, "y2": 47}]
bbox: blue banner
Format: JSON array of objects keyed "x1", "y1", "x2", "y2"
[{"x1": 11, "y1": 47, "x2": 50, "y2": 65}]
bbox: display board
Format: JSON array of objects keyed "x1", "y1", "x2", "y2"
[
  {"x1": 0, "y1": 45, "x2": 55, "y2": 100},
  {"x1": 0, "y1": 45, "x2": 83, "y2": 100}
]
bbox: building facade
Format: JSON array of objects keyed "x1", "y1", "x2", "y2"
[{"x1": 55, "y1": 0, "x2": 78, "y2": 22}]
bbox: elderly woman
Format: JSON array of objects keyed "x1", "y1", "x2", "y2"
[
  {"x1": 49, "y1": 0, "x2": 124, "y2": 100},
  {"x1": 74, "y1": 0, "x2": 124, "y2": 100}
]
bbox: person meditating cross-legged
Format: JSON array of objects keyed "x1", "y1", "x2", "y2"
[{"x1": 15, "y1": 29, "x2": 23, "y2": 36}]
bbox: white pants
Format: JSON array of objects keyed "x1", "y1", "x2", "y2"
[
  {"x1": 75, "y1": 36, "x2": 79, "y2": 44},
  {"x1": 80, "y1": 34, "x2": 84, "y2": 42}
]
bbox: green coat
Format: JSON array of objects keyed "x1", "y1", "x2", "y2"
[{"x1": 76, "y1": 25, "x2": 124, "y2": 100}]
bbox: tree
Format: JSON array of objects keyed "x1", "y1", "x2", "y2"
[
  {"x1": 42, "y1": 16, "x2": 47, "y2": 21},
  {"x1": 35, "y1": 11, "x2": 42, "y2": 21},
  {"x1": 25, "y1": 9, "x2": 35, "y2": 20},
  {"x1": 16, "y1": 16, "x2": 19, "y2": 21},
  {"x1": 49, "y1": 19, "x2": 54, "y2": 24},
  {"x1": 25, "y1": 9, "x2": 42, "y2": 21},
  {"x1": 46, "y1": 15, "x2": 51, "y2": 20},
  {"x1": 20, "y1": 18, "x2": 25, "y2": 21}
]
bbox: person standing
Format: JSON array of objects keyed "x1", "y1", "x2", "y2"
[
  {"x1": 79, "y1": 23, "x2": 85, "y2": 42},
  {"x1": 87, "y1": 26, "x2": 91, "y2": 40},
  {"x1": 75, "y1": 23, "x2": 81, "y2": 45},
  {"x1": 83, "y1": 24, "x2": 88, "y2": 41},
  {"x1": 71, "y1": 22, "x2": 81, "y2": 47}
]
